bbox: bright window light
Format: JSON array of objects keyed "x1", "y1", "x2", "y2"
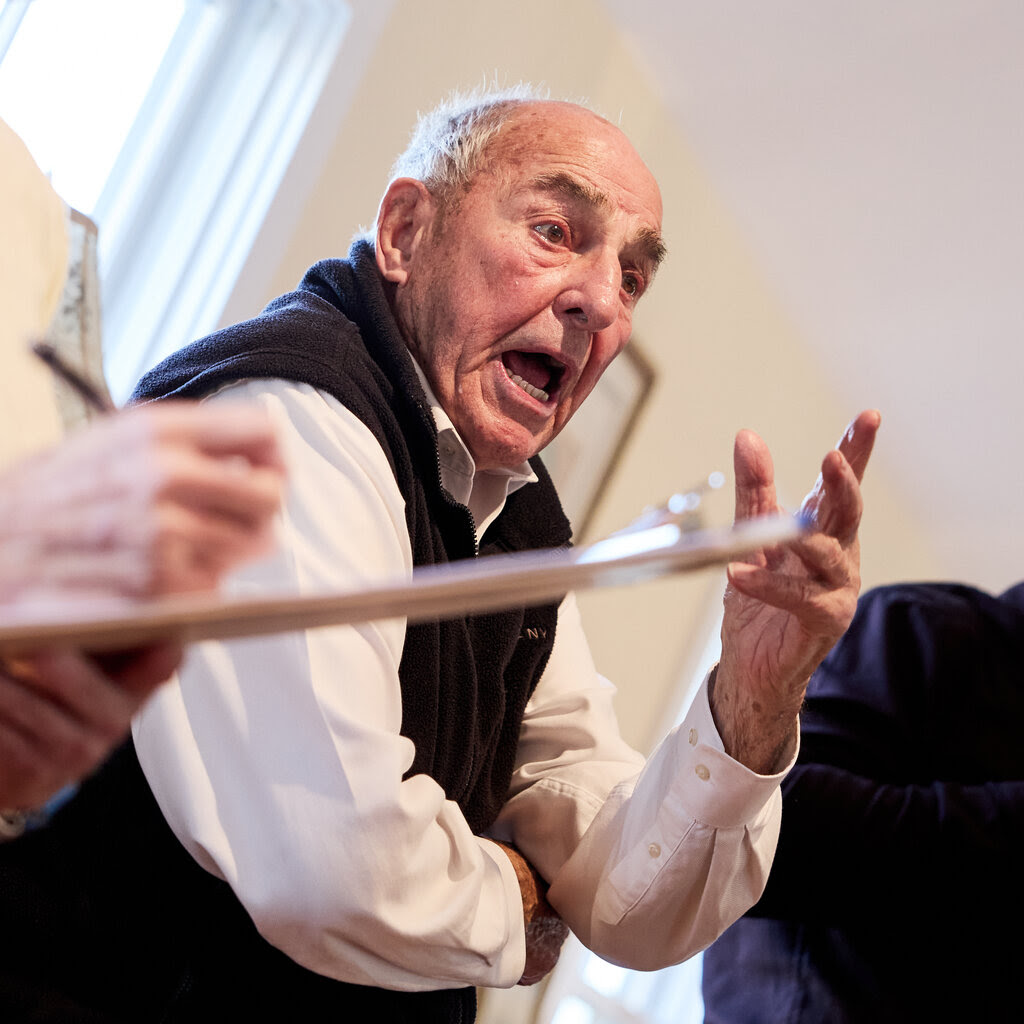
[
  {"x1": 0, "y1": 0, "x2": 359, "y2": 404},
  {"x1": 550, "y1": 995, "x2": 597, "y2": 1024},
  {"x1": 0, "y1": 0, "x2": 184, "y2": 213}
]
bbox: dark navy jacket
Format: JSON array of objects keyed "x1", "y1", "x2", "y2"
[{"x1": 702, "y1": 581, "x2": 1024, "y2": 1023}]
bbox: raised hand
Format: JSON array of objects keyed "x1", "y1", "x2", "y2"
[{"x1": 711, "y1": 410, "x2": 881, "y2": 773}]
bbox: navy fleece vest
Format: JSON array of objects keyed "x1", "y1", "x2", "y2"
[{"x1": 0, "y1": 242, "x2": 571, "y2": 1023}]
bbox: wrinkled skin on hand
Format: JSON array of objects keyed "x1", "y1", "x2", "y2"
[
  {"x1": 712, "y1": 410, "x2": 881, "y2": 774},
  {"x1": 0, "y1": 400, "x2": 285, "y2": 810},
  {"x1": 0, "y1": 401, "x2": 285, "y2": 606},
  {"x1": 492, "y1": 840, "x2": 570, "y2": 985},
  {"x1": 0, "y1": 644, "x2": 182, "y2": 808}
]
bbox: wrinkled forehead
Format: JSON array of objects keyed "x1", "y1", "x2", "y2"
[{"x1": 478, "y1": 101, "x2": 663, "y2": 226}]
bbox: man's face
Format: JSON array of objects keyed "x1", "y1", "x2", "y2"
[{"x1": 389, "y1": 102, "x2": 664, "y2": 471}]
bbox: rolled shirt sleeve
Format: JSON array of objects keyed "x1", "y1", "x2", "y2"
[
  {"x1": 134, "y1": 379, "x2": 527, "y2": 991},
  {"x1": 134, "y1": 378, "x2": 790, "y2": 991},
  {"x1": 491, "y1": 594, "x2": 790, "y2": 971}
]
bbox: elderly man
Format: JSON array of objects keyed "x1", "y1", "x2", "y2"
[{"x1": 0, "y1": 89, "x2": 878, "y2": 1022}]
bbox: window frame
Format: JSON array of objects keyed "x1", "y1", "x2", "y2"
[
  {"x1": 94, "y1": 0, "x2": 375, "y2": 402},
  {"x1": 0, "y1": 0, "x2": 395, "y2": 403}
]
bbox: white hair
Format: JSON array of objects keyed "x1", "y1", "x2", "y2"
[
  {"x1": 357, "y1": 84, "x2": 600, "y2": 243},
  {"x1": 388, "y1": 82, "x2": 550, "y2": 202}
]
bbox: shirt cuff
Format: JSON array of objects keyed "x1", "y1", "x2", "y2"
[
  {"x1": 669, "y1": 671, "x2": 795, "y2": 830},
  {"x1": 479, "y1": 838, "x2": 528, "y2": 988}
]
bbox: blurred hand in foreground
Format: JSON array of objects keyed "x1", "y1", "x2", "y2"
[{"x1": 0, "y1": 401, "x2": 285, "y2": 810}]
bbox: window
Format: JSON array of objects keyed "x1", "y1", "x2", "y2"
[
  {"x1": 0, "y1": 0, "x2": 381, "y2": 403},
  {"x1": 536, "y1": 936, "x2": 705, "y2": 1024},
  {"x1": 0, "y1": 0, "x2": 184, "y2": 214}
]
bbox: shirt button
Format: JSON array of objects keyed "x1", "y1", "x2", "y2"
[
  {"x1": 688, "y1": 728, "x2": 698, "y2": 746},
  {"x1": 648, "y1": 843, "x2": 661, "y2": 858},
  {"x1": 695, "y1": 763, "x2": 711, "y2": 781}
]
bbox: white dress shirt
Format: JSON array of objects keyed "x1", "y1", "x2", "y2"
[{"x1": 133, "y1": 375, "x2": 791, "y2": 992}]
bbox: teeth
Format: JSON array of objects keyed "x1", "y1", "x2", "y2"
[{"x1": 505, "y1": 368, "x2": 549, "y2": 402}]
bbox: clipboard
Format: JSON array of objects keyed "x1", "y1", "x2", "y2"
[{"x1": 0, "y1": 513, "x2": 802, "y2": 655}]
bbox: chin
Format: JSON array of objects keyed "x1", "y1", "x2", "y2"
[{"x1": 472, "y1": 431, "x2": 546, "y2": 472}]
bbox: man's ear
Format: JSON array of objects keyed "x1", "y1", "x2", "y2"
[{"x1": 375, "y1": 178, "x2": 436, "y2": 285}]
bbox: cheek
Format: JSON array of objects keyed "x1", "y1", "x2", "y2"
[
  {"x1": 590, "y1": 330, "x2": 631, "y2": 382},
  {"x1": 485, "y1": 227, "x2": 564, "y2": 307},
  {"x1": 562, "y1": 331, "x2": 630, "y2": 421}
]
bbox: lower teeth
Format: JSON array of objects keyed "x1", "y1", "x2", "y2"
[{"x1": 506, "y1": 369, "x2": 549, "y2": 402}]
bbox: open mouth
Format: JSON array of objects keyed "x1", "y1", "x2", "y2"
[{"x1": 502, "y1": 351, "x2": 566, "y2": 403}]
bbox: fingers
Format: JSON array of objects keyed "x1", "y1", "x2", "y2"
[
  {"x1": 171, "y1": 508, "x2": 271, "y2": 590},
  {"x1": 727, "y1": 533, "x2": 859, "y2": 631},
  {"x1": 835, "y1": 409, "x2": 881, "y2": 484},
  {"x1": 15, "y1": 650, "x2": 144, "y2": 722},
  {"x1": 801, "y1": 448, "x2": 862, "y2": 542},
  {"x1": 732, "y1": 428, "x2": 779, "y2": 523},
  {"x1": 725, "y1": 410, "x2": 878, "y2": 623},
  {"x1": 133, "y1": 401, "x2": 286, "y2": 471},
  {"x1": 0, "y1": 401, "x2": 286, "y2": 607},
  {"x1": 18, "y1": 491, "x2": 276, "y2": 598},
  {"x1": 128, "y1": 405, "x2": 286, "y2": 592},
  {"x1": 150, "y1": 446, "x2": 284, "y2": 535},
  {"x1": 93, "y1": 643, "x2": 183, "y2": 697},
  {"x1": 0, "y1": 651, "x2": 142, "y2": 807},
  {"x1": 128, "y1": 403, "x2": 285, "y2": 535},
  {"x1": 800, "y1": 409, "x2": 880, "y2": 541}
]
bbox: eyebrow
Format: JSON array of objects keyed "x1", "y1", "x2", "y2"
[
  {"x1": 633, "y1": 226, "x2": 668, "y2": 278},
  {"x1": 526, "y1": 171, "x2": 668, "y2": 277},
  {"x1": 530, "y1": 171, "x2": 610, "y2": 211}
]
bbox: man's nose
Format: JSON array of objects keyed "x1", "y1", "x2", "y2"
[{"x1": 554, "y1": 249, "x2": 621, "y2": 332}]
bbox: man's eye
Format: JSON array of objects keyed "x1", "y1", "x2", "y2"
[
  {"x1": 534, "y1": 223, "x2": 567, "y2": 244},
  {"x1": 622, "y1": 272, "x2": 644, "y2": 298}
]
